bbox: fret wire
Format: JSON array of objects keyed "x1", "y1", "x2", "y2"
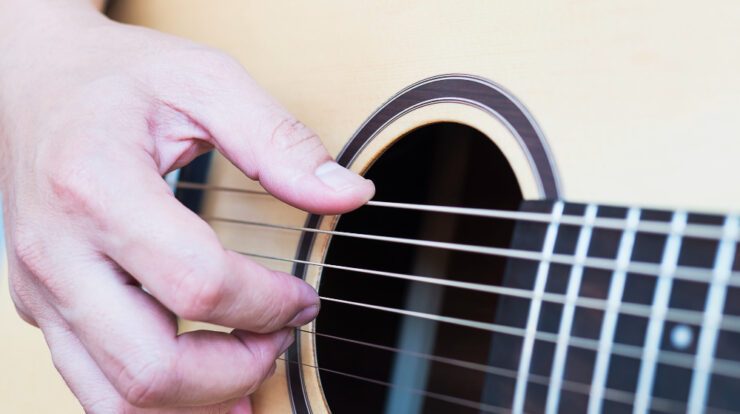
[
  {"x1": 239, "y1": 251, "x2": 740, "y2": 333},
  {"x1": 513, "y1": 201, "x2": 564, "y2": 413},
  {"x1": 687, "y1": 215, "x2": 740, "y2": 414},
  {"x1": 588, "y1": 207, "x2": 641, "y2": 414},
  {"x1": 297, "y1": 328, "x2": 690, "y2": 413},
  {"x1": 177, "y1": 181, "x2": 738, "y2": 241},
  {"x1": 634, "y1": 212, "x2": 688, "y2": 414},
  {"x1": 214, "y1": 216, "x2": 740, "y2": 287},
  {"x1": 546, "y1": 204, "x2": 598, "y2": 414},
  {"x1": 317, "y1": 295, "x2": 740, "y2": 378}
]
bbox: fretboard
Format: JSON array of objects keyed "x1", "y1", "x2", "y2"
[{"x1": 482, "y1": 200, "x2": 740, "y2": 414}]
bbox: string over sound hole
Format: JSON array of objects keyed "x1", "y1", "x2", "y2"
[{"x1": 315, "y1": 123, "x2": 523, "y2": 413}]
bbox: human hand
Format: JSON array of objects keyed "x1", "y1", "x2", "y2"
[{"x1": 0, "y1": 2, "x2": 374, "y2": 413}]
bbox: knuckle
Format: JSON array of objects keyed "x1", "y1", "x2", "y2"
[
  {"x1": 269, "y1": 118, "x2": 325, "y2": 156},
  {"x1": 10, "y1": 229, "x2": 70, "y2": 305},
  {"x1": 119, "y1": 356, "x2": 175, "y2": 407},
  {"x1": 179, "y1": 48, "x2": 245, "y2": 83},
  {"x1": 241, "y1": 340, "x2": 277, "y2": 393},
  {"x1": 249, "y1": 308, "x2": 277, "y2": 333},
  {"x1": 47, "y1": 161, "x2": 100, "y2": 218},
  {"x1": 171, "y1": 259, "x2": 227, "y2": 321},
  {"x1": 248, "y1": 272, "x2": 290, "y2": 333},
  {"x1": 8, "y1": 272, "x2": 35, "y2": 320},
  {"x1": 12, "y1": 228, "x2": 48, "y2": 279}
]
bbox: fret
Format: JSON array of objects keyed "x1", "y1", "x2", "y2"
[
  {"x1": 485, "y1": 201, "x2": 737, "y2": 413},
  {"x1": 578, "y1": 267, "x2": 612, "y2": 300},
  {"x1": 725, "y1": 286, "x2": 740, "y2": 317},
  {"x1": 545, "y1": 204, "x2": 598, "y2": 414},
  {"x1": 558, "y1": 348, "x2": 596, "y2": 411},
  {"x1": 525, "y1": 339, "x2": 556, "y2": 410},
  {"x1": 480, "y1": 200, "x2": 560, "y2": 410},
  {"x1": 588, "y1": 207, "x2": 640, "y2": 414},
  {"x1": 717, "y1": 280, "x2": 740, "y2": 410},
  {"x1": 708, "y1": 371, "x2": 740, "y2": 412},
  {"x1": 653, "y1": 363, "x2": 694, "y2": 412},
  {"x1": 649, "y1": 278, "x2": 711, "y2": 407},
  {"x1": 710, "y1": 327, "x2": 740, "y2": 410},
  {"x1": 633, "y1": 211, "x2": 688, "y2": 413},
  {"x1": 510, "y1": 200, "x2": 564, "y2": 413},
  {"x1": 523, "y1": 203, "x2": 593, "y2": 412},
  {"x1": 520, "y1": 263, "x2": 572, "y2": 410},
  {"x1": 586, "y1": 223, "x2": 624, "y2": 260},
  {"x1": 687, "y1": 215, "x2": 739, "y2": 413}
]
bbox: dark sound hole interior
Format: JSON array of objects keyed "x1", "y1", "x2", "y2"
[{"x1": 314, "y1": 122, "x2": 523, "y2": 413}]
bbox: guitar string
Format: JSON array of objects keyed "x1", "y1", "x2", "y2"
[
  {"x1": 278, "y1": 356, "x2": 738, "y2": 414},
  {"x1": 311, "y1": 295, "x2": 740, "y2": 379},
  {"x1": 292, "y1": 328, "x2": 733, "y2": 414},
  {"x1": 177, "y1": 183, "x2": 740, "y2": 408},
  {"x1": 175, "y1": 181, "x2": 739, "y2": 241},
  {"x1": 209, "y1": 216, "x2": 740, "y2": 288},
  {"x1": 238, "y1": 251, "x2": 740, "y2": 333},
  {"x1": 276, "y1": 338, "x2": 735, "y2": 414},
  {"x1": 276, "y1": 355, "x2": 508, "y2": 414},
  {"x1": 241, "y1": 245, "x2": 740, "y2": 383}
]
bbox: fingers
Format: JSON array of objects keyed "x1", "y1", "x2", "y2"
[
  {"x1": 148, "y1": 51, "x2": 375, "y2": 214},
  {"x1": 48, "y1": 255, "x2": 291, "y2": 408},
  {"x1": 40, "y1": 319, "x2": 132, "y2": 413},
  {"x1": 57, "y1": 145, "x2": 320, "y2": 331},
  {"x1": 40, "y1": 318, "x2": 254, "y2": 413}
]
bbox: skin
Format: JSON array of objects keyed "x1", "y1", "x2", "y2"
[{"x1": 0, "y1": 0, "x2": 375, "y2": 412}]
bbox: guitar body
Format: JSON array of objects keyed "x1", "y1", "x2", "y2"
[{"x1": 93, "y1": 1, "x2": 740, "y2": 413}]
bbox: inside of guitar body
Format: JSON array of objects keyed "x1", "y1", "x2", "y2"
[{"x1": 316, "y1": 122, "x2": 523, "y2": 413}]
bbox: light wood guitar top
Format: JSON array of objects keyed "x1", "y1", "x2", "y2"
[{"x1": 3, "y1": 1, "x2": 740, "y2": 412}]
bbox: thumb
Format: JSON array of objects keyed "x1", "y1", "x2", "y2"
[
  {"x1": 154, "y1": 53, "x2": 375, "y2": 214},
  {"x1": 236, "y1": 115, "x2": 376, "y2": 215}
]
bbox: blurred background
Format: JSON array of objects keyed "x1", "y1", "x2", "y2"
[{"x1": 0, "y1": 196, "x2": 80, "y2": 412}]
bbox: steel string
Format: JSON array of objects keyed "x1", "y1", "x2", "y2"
[
  {"x1": 176, "y1": 181, "x2": 739, "y2": 241},
  {"x1": 211, "y1": 216, "x2": 740, "y2": 287}
]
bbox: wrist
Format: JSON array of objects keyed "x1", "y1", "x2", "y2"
[
  {"x1": 0, "y1": 1, "x2": 110, "y2": 144},
  {"x1": 0, "y1": 0, "x2": 111, "y2": 88},
  {"x1": 0, "y1": 0, "x2": 106, "y2": 50}
]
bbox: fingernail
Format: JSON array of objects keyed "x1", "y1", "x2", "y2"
[
  {"x1": 279, "y1": 329, "x2": 296, "y2": 354},
  {"x1": 288, "y1": 303, "x2": 320, "y2": 327},
  {"x1": 315, "y1": 161, "x2": 366, "y2": 192}
]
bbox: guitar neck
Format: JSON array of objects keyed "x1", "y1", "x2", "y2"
[{"x1": 485, "y1": 200, "x2": 740, "y2": 412}]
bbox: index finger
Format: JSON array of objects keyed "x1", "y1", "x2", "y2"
[{"x1": 83, "y1": 150, "x2": 319, "y2": 332}]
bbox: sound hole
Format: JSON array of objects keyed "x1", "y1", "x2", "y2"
[{"x1": 315, "y1": 122, "x2": 523, "y2": 413}]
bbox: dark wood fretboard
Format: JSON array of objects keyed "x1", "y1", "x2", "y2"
[{"x1": 483, "y1": 200, "x2": 740, "y2": 413}]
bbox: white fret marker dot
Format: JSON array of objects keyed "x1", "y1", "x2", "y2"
[{"x1": 671, "y1": 324, "x2": 693, "y2": 350}]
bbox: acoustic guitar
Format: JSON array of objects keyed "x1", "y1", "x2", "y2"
[{"x1": 106, "y1": 1, "x2": 740, "y2": 413}]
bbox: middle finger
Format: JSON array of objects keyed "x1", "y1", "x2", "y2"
[{"x1": 49, "y1": 253, "x2": 293, "y2": 408}]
